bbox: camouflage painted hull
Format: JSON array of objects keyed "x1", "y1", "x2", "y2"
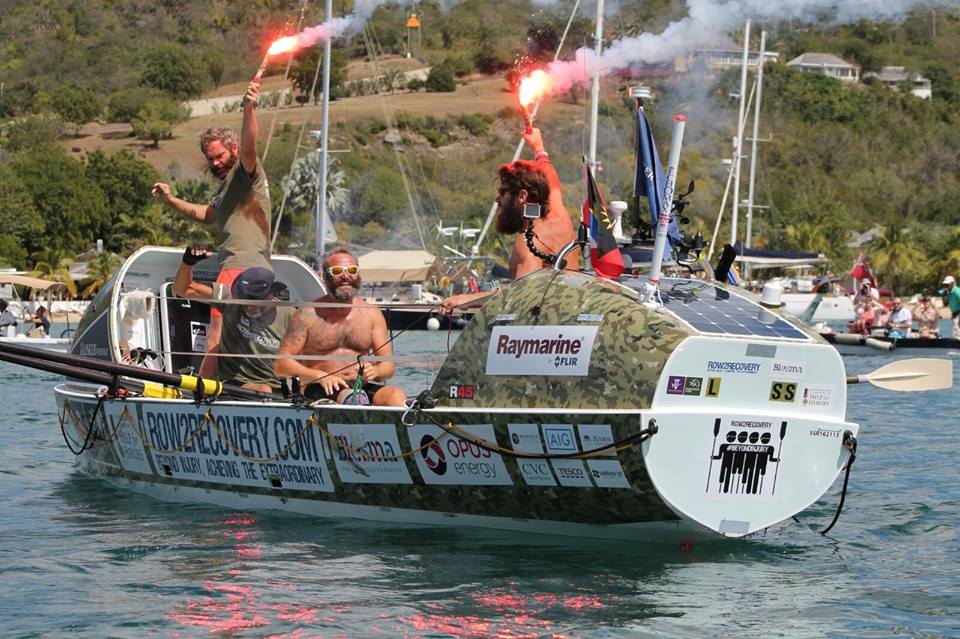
[{"x1": 54, "y1": 386, "x2": 708, "y2": 543}]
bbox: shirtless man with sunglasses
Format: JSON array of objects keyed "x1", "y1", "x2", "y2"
[{"x1": 274, "y1": 247, "x2": 406, "y2": 406}]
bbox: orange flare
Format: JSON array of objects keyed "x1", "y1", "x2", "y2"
[
  {"x1": 518, "y1": 69, "x2": 551, "y2": 107},
  {"x1": 267, "y1": 35, "x2": 301, "y2": 56}
]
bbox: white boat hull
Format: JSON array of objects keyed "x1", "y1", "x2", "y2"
[
  {"x1": 782, "y1": 293, "x2": 855, "y2": 321},
  {"x1": 55, "y1": 371, "x2": 856, "y2": 545},
  {"x1": 0, "y1": 336, "x2": 70, "y2": 350}
]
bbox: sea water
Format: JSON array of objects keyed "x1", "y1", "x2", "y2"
[{"x1": 0, "y1": 327, "x2": 958, "y2": 638}]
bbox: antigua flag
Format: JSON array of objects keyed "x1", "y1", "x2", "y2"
[
  {"x1": 583, "y1": 163, "x2": 624, "y2": 279},
  {"x1": 849, "y1": 254, "x2": 877, "y2": 288},
  {"x1": 635, "y1": 107, "x2": 682, "y2": 250}
]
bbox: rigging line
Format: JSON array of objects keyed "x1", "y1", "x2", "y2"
[
  {"x1": 360, "y1": 24, "x2": 428, "y2": 251},
  {"x1": 365, "y1": 23, "x2": 442, "y2": 231},
  {"x1": 707, "y1": 73, "x2": 757, "y2": 260},
  {"x1": 261, "y1": 0, "x2": 311, "y2": 164},
  {"x1": 270, "y1": 17, "x2": 327, "y2": 252}
]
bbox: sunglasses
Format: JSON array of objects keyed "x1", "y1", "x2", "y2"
[{"x1": 325, "y1": 265, "x2": 359, "y2": 276}]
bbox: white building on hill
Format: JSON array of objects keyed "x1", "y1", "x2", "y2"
[{"x1": 786, "y1": 53, "x2": 859, "y2": 82}]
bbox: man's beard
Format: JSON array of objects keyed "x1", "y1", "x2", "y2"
[
  {"x1": 210, "y1": 153, "x2": 238, "y2": 179},
  {"x1": 495, "y1": 199, "x2": 525, "y2": 234},
  {"x1": 325, "y1": 275, "x2": 361, "y2": 301}
]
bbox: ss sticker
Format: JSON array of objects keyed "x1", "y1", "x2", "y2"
[{"x1": 769, "y1": 381, "x2": 797, "y2": 402}]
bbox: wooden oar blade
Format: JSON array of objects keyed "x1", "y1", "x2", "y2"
[{"x1": 866, "y1": 357, "x2": 953, "y2": 392}]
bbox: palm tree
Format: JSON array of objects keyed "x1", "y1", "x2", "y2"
[
  {"x1": 28, "y1": 248, "x2": 77, "y2": 298},
  {"x1": 866, "y1": 221, "x2": 927, "y2": 293},
  {"x1": 80, "y1": 253, "x2": 122, "y2": 298},
  {"x1": 281, "y1": 149, "x2": 348, "y2": 218}
]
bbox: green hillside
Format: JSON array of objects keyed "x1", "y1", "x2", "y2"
[{"x1": 1, "y1": 0, "x2": 958, "y2": 294}]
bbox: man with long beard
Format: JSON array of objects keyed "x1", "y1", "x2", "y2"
[
  {"x1": 151, "y1": 80, "x2": 271, "y2": 377},
  {"x1": 441, "y1": 127, "x2": 575, "y2": 313},
  {"x1": 274, "y1": 248, "x2": 406, "y2": 406}
]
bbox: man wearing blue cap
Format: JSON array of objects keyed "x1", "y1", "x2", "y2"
[{"x1": 174, "y1": 246, "x2": 293, "y2": 393}]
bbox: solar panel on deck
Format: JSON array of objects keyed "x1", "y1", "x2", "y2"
[{"x1": 658, "y1": 278, "x2": 809, "y2": 340}]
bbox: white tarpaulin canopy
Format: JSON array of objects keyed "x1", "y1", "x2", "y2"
[
  {"x1": 0, "y1": 274, "x2": 65, "y2": 290},
  {"x1": 358, "y1": 250, "x2": 436, "y2": 282}
]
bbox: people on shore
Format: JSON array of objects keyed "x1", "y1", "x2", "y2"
[
  {"x1": 440, "y1": 127, "x2": 576, "y2": 314},
  {"x1": 915, "y1": 295, "x2": 940, "y2": 338},
  {"x1": 152, "y1": 80, "x2": 271, "y2": 377},
  {"x1": 274, "y1": 248, "x2": 406, "y2": 407},
  {"x1": 174, "y1": 245, "x2": 292, "y2": 393},
  {"x1": 31, "y1": 306, "x2": 51, "y2": 336},
  {"x1": 940, "y1": 275, "x2": 960, "y2": 337},
  {"x1": 0, "y1": 300, "x2": 17, "y2": 333}
]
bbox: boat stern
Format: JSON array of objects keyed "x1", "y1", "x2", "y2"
[{"x1": 641, "y1": 335, "x2": 857, "y2": 537}]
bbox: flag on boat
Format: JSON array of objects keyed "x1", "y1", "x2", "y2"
[
  {"x1": 849, "y1": 254, "x2": 877, "y2": 288},
  {"x1": 635, "y1": 107, "x2": 682, "y2": 251},
  {"x1": 726, "y1": 263, "x2": 741, "y2": 286},
  {"x1": 582, "y1": 163, "x2": 624, "y2": 279}
]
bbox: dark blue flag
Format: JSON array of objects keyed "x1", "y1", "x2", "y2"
[{"x1": 635, "y1": 108, "x2": 682, "y2": 248}]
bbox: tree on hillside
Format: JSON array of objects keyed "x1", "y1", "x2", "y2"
[
  {"x1": 290, "y1": 48, "x2": 347, "y2": 103},
  {"x1": 426, "y1": 64, "x2": 456, "y2": 92},
  {"x1": 85, "y1": 150, "x2": 161, "y2": 216},
  {"x1": 106, "y1": 87, "x2": 167, "y2": 124},
  {"x1": 8, "y1": 149, "x2": 109, "y2": 254},
  {"x1": 1, "y1": 112, "x2": 63, "y2": 152},
  {"x1": 131, "y1": 98, "x2": 190, "y2": 147},
  {"x1": 50, "y1": 84, "x2": 101, "y2": 137},
  {"x1": 139, "y1": 43, "x2": 209, "y2": 99},
  {"x1": 0, "y1": 166, "x2": 44, "y2": 268}
]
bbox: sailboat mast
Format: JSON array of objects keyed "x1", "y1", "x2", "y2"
[
  {"x1": 744, "y1": 29, "x2": 767, "y2": 280},
  {"x1": 587, "y1": 0, "x2": 604, "y2": 167},
  {"x1": 730, "y1": 19, "x2": 750, "y2": 247},
  {"x1": 315, "y1": 0, "x2": 333, "y2": 267}
]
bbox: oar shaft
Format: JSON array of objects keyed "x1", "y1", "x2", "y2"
[
  {"x1": 0, "y1": 341, "x2": 271, "y2": 401},
  {"x1": 0, "y1": 349, "x2": 121, "y2": 387}
]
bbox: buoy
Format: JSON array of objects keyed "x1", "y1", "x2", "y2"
[{"x1": 426, "y1": 317, "x2": 441, "y2": 331}]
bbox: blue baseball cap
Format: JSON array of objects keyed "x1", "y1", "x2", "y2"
[{"x1": 231, "y1": 267, "x2": 275, "y2": 300}]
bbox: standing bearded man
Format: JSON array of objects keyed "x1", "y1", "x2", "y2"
[
  {"x1": 275, "y1": 248, "x2": 407, "y2": 407},
  {"x1": 151, "y1": 80, "x2": 272, "y2": 377},
  {"x1": 441, "y1": 127, "x2": 575, "y2": 313}
]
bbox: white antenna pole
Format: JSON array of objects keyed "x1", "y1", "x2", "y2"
[
  {"x1": 730, "y1": 19, "x2": 750, "y2": 248},
  {"x1": 315, "y1": 0, "x2": 333, "y2": 266},
  {"x1": 588, "y1": 0, "x2": 604, "y2": 167},
  {"x1": 645, "y1": 114, "x2": 686, "y2": 301},
  {"x1": 744, "y1": 30, "x2": 766, "y2": 281}
]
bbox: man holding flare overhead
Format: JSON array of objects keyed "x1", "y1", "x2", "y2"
[{"x1": 151, "y1": 77, "x2": 271, "y2": 378}]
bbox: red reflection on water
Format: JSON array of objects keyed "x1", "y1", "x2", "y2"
[
  {"x1": 168, "y1": 512, "x2": 327, "y2": 634},
  {"x1": 394, "y1": 585, "x2": 608, "y2": 638}
]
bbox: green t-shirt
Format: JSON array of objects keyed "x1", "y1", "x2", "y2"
[
  {"x1": 218, "y1": 304, "x2": 294, "y2": 389},
  {"x1": 947, "y1": 286, "x2": 960, "y2": 314},
  {"x1": 212, "y1": 160, "x2": 272, "y2": 271}
]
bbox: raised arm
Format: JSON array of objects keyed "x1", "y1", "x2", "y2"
[{"x1": 239, "y1": 81, "x2": 260, "y2": 174}]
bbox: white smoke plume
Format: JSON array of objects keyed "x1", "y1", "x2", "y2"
[
  {"x1": 539, "y1": 0, "x2": 952, "y2": 94},
  {"x1": 282, "y1": 0, "x2": 447, "y2": 50}
]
